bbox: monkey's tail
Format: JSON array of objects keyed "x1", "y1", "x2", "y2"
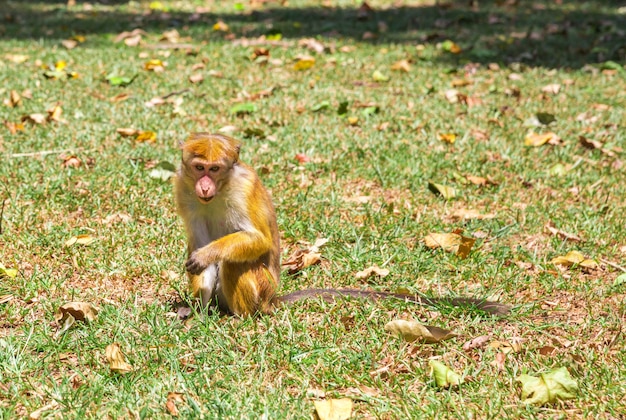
[{"x1": 276, "y1": 288, "x2": 511, "y2": 316}]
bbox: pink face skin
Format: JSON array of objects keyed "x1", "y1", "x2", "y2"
[{"x1": 191, "y1": 160, "x2": 224, "y2": 203}]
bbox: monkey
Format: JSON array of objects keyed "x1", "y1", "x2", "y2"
[{"x1": 174, "y1": 133, "x2": 511, "y2": 317}]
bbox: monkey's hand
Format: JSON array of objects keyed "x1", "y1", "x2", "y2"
[{"x1": 186, "y1": 248, "x2": 217, "y2": 275}]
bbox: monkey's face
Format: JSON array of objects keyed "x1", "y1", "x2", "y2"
[{"x1": 188, "y1": 159, "x2": 228, "y2": 204}]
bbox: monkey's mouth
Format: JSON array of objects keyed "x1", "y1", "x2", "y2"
[{"x1": 199, "y1": 196, "x2": 214, "y2": 203}]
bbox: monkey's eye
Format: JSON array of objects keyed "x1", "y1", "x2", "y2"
[
  {"x1": 194, "y1": 165, "x2": 205, "y2": 171},
  {"x1": 209, "y1": 166, "x2": 220, "y2": 172}
]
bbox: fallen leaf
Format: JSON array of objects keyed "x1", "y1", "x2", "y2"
[
  {"x1": 229, "y1": 103, "x2": 257, "y2": 115},
  {"x1": 456, "y1": 235, "x2": 476, "y2": 259},
  {"x1": 298, "y1": 38, "x2": 326, "y2": 54},
  {"x1": 65, "y1": 234, "x2": 97, "y2": 246},
  {"x1": 22, "y1": 113, "x2": 47, "y2": 125},
  {"x1": 136, "y1": 130, "x2": 157, "y2": 143},
  {"x1": 116, "y1": 128, "x2": 139, "y2": 137},
  {"x1": 441, "y1": 39, "x2": 462, "y2": 54},
  {"x1": 213, "y1": 20, "x2": 229, "y2": 32},
  {"x1": 491, "y1": 352, "x2": 506, "y2": 371},
  {"x1": 144, "y1": 59, "x2": 165, "y2": 72},
  {"x1": 61, "y1": 39, "x2": 78, "y2": 49},
  {"x1": 372, "y1": 70, "x2": 389, "y2": 82},
  {"x1": 55, "y1": 302, "x2": 99, "y2": 324},
  {"x1": 517, "y1": 367, "x2": 578, "y2": 405},
  {"x1": 0, "y1": 263, "x2": 18, "y2": 279},
  {"x1": 462, "y1": 335, "x2": 491, "y2": 351},
  {"x1": 295, "y1": 153, "x2": 310, "y2": 163},
  {"x1": 105, "y1": 343, "x2": 133, "y2": 374},
  {"x1": 313, "y1": 399, "x2": 353, "y2": 420},
  {"x1": 282, "y1": 239, "x2": 328, "y2": 274},
  {"x1": 524, "y1": 132, "x2": 560, "y2": 147},
  {"x1": 60, "y1": 155, "x2": 81, "y2": 168},
  {"x1": 4, "y1": 121, "x2": 25, "y2": 134},
  {"x1": 384, "y1": 319, "x2": 456, "y2": 343},
  {"x1": 189, "y1": 73, "x2": 204, "y2": 84},
  {"x1": 391, "y1": 59, "x2": 411, "y2": 72},
  {"x1": 355, "y1": 265, "x2": 390, "y2": 280},
  {"x1": 7, "y1": 90, "x2": 21, "y2": 107},
  {"x1": 165, "y1": 392, "x2": 185, "y2": 417},
  {"x1": 541, "y1": 84, "x2": 561, "y2": 94},
  {"x1": 149, "y1": 161, "x2": 177, "y2": 181},
  {"x1": 438, "y1": 133, "x2": 456, "y2": 144},
  {"x1": 428, "y1": 182, "x2": 456, "y2": 199},
  {"x1": 429, "y1": 360, "x2": 462, "y2": 388},
  {"x1": 551, "y1": 250, "x2": 597, "y2": 269},
  {"x1": 293, "y1": 56, "x2": 315, "y2": 71},
  {"x1": 544, "y1": 223, "x2": 581, "y2": 242},
  {"x1": 424, "y1": 232, "x2": 461, "y2": 253},
  {"x1": 451, "y1": 209, "x2": 496, "y2": 220}
]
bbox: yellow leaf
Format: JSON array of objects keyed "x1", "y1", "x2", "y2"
[
  {"x1": 65, "y1": 234, "x2": 96, "y2": 246},
  {"x1": 136, "y1": 130, "x2": 157, "y2": 143},
  {"x1": 347, "y1": 116, "x2": 359, "y2": 126},
  {"x1": 424, "y1": 232, "x2": 461, "y2": 253},
  {"x1": 438, "y1": 133, "x2": 456, "y2": 144},
  {"x1": 105, "y1": 343, "x2": 133, "y2": 374},
  {"x1": 55, "y1": 60, "x2": 67, "y2": 70},
  {"x1": 372, "y1": 70, "x2": 389, "y2": 82},
  {"x1": 391, "y1": 59, "x2": 411, "y2": 72},
  {"x1": 427, "y1": 182, "x2": 456, "y2": 199},
  {"x1": 144, "y1": 59, "x2": 165, "y2": 71},
  {"x1": 116, "y1": 127, "x2": 139, "y2": 137},
  {"x1": 524, "y1": 132, "x2": 558, "y2": 147},
  {"x1": 293, "y1": 57, "x2": 315, "y2": 71},
  {"x1": 313, "y1": 398, "x2": 353, "y2": 420},
  {"x1": 0, "y1": 263, "x2": 18, "y2": 279},
  {"x1": 213, "y1": 21, "x2": 229, "y2": 32},
  {"x1": 385, "y1": 320, "x2": 456, "y2": 343}
]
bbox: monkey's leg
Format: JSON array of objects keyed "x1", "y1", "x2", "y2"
[
  {"x1": 189, "y1": 264, "x2": 222, "y2": 309},
  {"x1": 220, "y1": 262, "x2": 278, "y2": 316}
]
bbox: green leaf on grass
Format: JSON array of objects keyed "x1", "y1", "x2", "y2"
[
  {"x1": 536, "y1": 112, "x2": 556, "y2": 125},
  {"x1": 429, "y1": 360, "x2": 462, "y2": 388},
  {"x1": 106, "y1": 73, "x2": 137, "y2": 87},
  {"x1": 517, "y1": 367, "x2": 578, "y2": 405},
  {"x1": 149, "y1": 161, "x2": 176, "y2": 181},
  {"x1": 337, "y1": 101, "x2": 349, "y2": 116},
  {"x1": 229, "y1": 103, "x2": 257, "y2": 115},
  {"x1": 0, "y1": 263, "x2": 18, "y2": 279},
  {"x1": 428, "y1": 182, "x2": 456, "y2": 199},
  {"x1": 311, "y1": 101, "x2": 330, "y2": 112}
]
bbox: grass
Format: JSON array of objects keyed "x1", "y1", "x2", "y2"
[{"x1": 0, "y1": 0, "x2": 625, "y2": 418}]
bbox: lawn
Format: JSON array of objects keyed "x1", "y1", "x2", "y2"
[{"x1": 0, "y1": 0, "x2": 624, "y2": 418}]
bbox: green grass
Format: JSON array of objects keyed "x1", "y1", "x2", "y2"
[{"x1": 1, "y1": 0, "x2": 625, "y2": 418}]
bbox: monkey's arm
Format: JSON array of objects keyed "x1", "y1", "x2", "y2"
[{"x1": 186, "y1": 230, "x2": 273, "y2": 274}]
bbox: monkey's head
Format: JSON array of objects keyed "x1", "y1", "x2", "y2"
[{"x1": 180, "y1": 133, "x2": 241, "y2": 204}]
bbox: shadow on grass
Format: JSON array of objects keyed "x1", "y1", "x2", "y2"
[{"x1": 3, "y1": 0, "x2": 625, "y2": 69}]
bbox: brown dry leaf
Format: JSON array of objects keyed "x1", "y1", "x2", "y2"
[
  {"x1": 391, "y1": 59, "x2": 411, "y2": 72},
  {"x1": 110, "y1": 92, "x2": 131, "y2": 102},
  {"x1": 424, "y1": 232, "x2": 461, "y2": 253},
  {"x1": 116, "y1": 127, "x2": 139, "y2": 137},
  {"x1": 451, "y1": 78, "x2": 472, "y2": 87},
  {"x1": 538, "y1": 345, "x2": 556, "y2": 356},
  {"x1": 4, "y1": 121, "x2": 25, "y2": 134},
  {"x1": 47, "y1": 104, "x2": 65, "y2": 123},
  {"x1": 5, "y1": 53, "x2": 29, "y2": 63},
  {"x1": 29, "y1": 401, "x2": 60, "y2": 419},
  {"x1": 451, "y1": 209, "x2": 496, "y2": 220},
  {"x1": 160, "y1": 29, "x2": 181, "y2": 43},
  {"x1": 466, "y1": 175, "x2": 493, "y2": 186},
  {"x1": 579, "y1": 136, "x2": 603, "y2": 150},
  {"x1": 544, "y1": 223, "x2": 581, "y2": 242},
  {"x1": 105, "y1": 343, "x2": 133, "y2": 374},
  {"x1": 444, "y1": 89, "x2": 460, "y2": 103},
  {"x1": 114, "y1": 29, "x2": 146, "y2": 43},
  {"x1": 491, "y1": 352, "x2": 507, "y2": 371},
  {"x1": 54, "y1": 302, "x2": 99, "y2": 324},
  {"x1": 136, "y1": 131, "x2": 157, "y2": 143},
  {"x1": 551, "y1": 250, "x2": 597, "y2": 269},
  {"x1": 438, "y1": 133, "x2": 456, "y2": 144},
  {"x1": 7, "y1": 90, "x2": 21, "y2": 107},
  {"x1": 463, "y1": 335, "x2": 491, "y2": 351},
  {"x1": 489, "y1": 340, "x2": 522, "y2": 354},
  {"x1": 282, "y1": 238, "x2": 328, "y2": 274},
  {"x1": 165, "y1": 392, "x2": 185, "y2": 417},
  {"x1": 61, "y1": 39, "x2": 78, "y2": 49},
  {"x1": 524, "y1": 132, "x2": 560, "y2": 147},
  {"x1": 103, "y1": 213, "x2": 133, "y2": 224},
  {"x1": 189, "y1": 73, "x2": 204, "y2": 84},
  {"x1": 541, "y1": 83, "x2": 561, "y2": 94},
  {"x1": 384, "y1": 319, "x2": 456, "y2": 343},
  {"x1": 456, "y1": 235, "x2": 476, "y2": 259},
  {"x1": 22, "y1": 113, "x2": 47, "y2": 125},
  {"x1": 355, "y1": 265, "x2": 390, "y2": 280},
  {"x1": 124, "y1": 35, "x2": 142, "y2": 47},
  {"x1": 298, "y1": 38, "x2": 326, "y2": 54},
  {"x1": 65, "y1": 234, "x2": 97, "y2": 246},
  {"x1": 60, "y1": 155, "x2": 82, "y2": 168},
  {"x1": 313, "y1": 399, "x2": 353, "y2": 420}
]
